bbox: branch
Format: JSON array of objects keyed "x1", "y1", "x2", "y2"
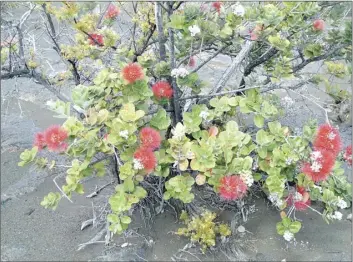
[
  {"x1": 155, "y1": 2, "x2": 167, "y2": 61},
  {"x1": 168, "y1": 3, "x2": 182, "y2": 125},
  {"x1": 211, "y1": 40, "x2": 255, "y2": 94},
  {"x1": 291, "y1": 44, "x2": 348, "y2": 73},
  {"x1": 190, "y1": 43, "x2": 231, "y2": 73}
]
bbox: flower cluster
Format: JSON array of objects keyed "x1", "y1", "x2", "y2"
[
  {"x1": 283, "y1": 230, "x2": 294, "y2": 242},
  {"x1": 188, "y1": 56, "x2": 196, "y2": 68},
  {"x1": 336, "y1": 197, "x2": 348, "y2": 209},
  {"x1": 249, "y1": 24, "x2": 264, "y2": 41},
  {"x1": 139, "y1": 127, "x2": 161, "y2": 150},
  {"x1": 88, "y1": 33, "x2": 104, "y2": 46},
  {"x1": 327, "y1": 211, "x2": 343, "y2": 220},
  {"x1": 34, "y1": 125, "x2": 68, "y2": 153},
  {"x1": 188, "y1": 25, "x2": 201, "y2": 37},
  {"x1": 171, "y1": 68, "x2": 189, "y2": 78},
  {"x1": 105, "y1": 4, "x2": 120, "y2": 19},
  {"x1": 119, "y1": 130, "x2": 129, "y2": 139},
  {"x1": 152, "y1": 81, "x2": 173, "y2": 100},
  {"x1": 122, "y1": 63, "x2": 144, "y2": 84},
  {"x1": 239, "y1": 171, "x2": 254, "y2": 187},
  {"x1": 133, "y1": 127, "x2": 161, "y2": 174},
  {"x1": 302, "y1": 124, "x2": 341, "y2": 182},
  {"x1": 268, "y1": 193, "x2": 284, "y2": 208},
  {"x1": 233, "y1": 2, "x2": 245, "y2": 17},
  {"x1": 313, "y1": 19, "x2": 325, "y2": 31},
  {"x1": 219, "y1": 175, "x2": 248, "y2": 200},
  {"x1": 302, "y1": 149, "x2": 335, "y2": 182},
  {"x1": 287, "y1": 187, "x2": 311, "y2": 211},
  {"x1": 212, "y1": 2, "x2": 222, "y2": 14},
  {"x1": 343, "y1": 145, "x2": 352, "y2": 166}
]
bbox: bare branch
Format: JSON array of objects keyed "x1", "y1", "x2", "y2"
[{"x1": 211, "y1": 40, "x2": 254, "y2": 94}]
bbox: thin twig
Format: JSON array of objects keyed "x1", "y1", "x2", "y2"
[{"x1": 53, "y1": 174, "x2": 73, "y2": 203}]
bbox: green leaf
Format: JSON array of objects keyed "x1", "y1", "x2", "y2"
[
  {"x1": 254, "y1": 114, "x2": 264, "y2": 128},
  {"x1": 282, "y1": 217, "x2": 291, "y2": 227},
  {"x1": 150, "y1": 109, "x2": 171, "y2": 130},
  {"x1": 120, "y1": 215, "x2": 132, "y2": 224},
  {"x1": 123, "y1": 178, "x2": 134, "y2": 193},
  {"x1": 289, "y1": 221, "x2": 301, "y2": 234},
  {"x1": 276, "y1": 222, "x2": 286, "y2": 235},
  {"x1": 167, "y1": 14, "x2": 185, "y2": 29}
]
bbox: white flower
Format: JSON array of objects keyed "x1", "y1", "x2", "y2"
[
  {"x1": 172, "y1": 123, "x2": 186, "y2": 139},
  {"x1": 283, "y1": 231, "x2": 294, "y2": 242},
  {"x1": 171, "y1": 68, "x2": 189, "y2": 78},
  {"x1": 332, "y1": 211, "x2": 343, "y2": 220},
  {"x1": 310, "y1": 151, "x2": 322, "y2": 161},
  {"x1": 327, "y1": 131, "x2": 336, "y2": 140},
  {"x1": 199, "y1": 111, "x2": 209, "y2": 120},
  {"x1": 133, "y1": 158, "x2": 144, "y2": 170},
  {"x1": 294, "y1": 192, "x2": 303, "y2": 201},
  {"x1": 119, "y1": 130, "x2": 129, "y2": 139},
  {"x1": 310, "y1": 161, "x2": 322, "y2": 172},
  {"x1": 188, "y1": 25, "x2": 201, "y2": 37},
  {"x1": 233, "y1": 3, "x2": 245, "y2": 17},
  {"x1": 337, "y1": 197, "x2": 348, "y2": 209},
  {"x1": 240, "y1": 171, "x2": 254, "y2": 187},
  {"x1": 285, "y1": 158, "x2": 293, "y2": 165},
  {"x1": 268, "y1": 193, "x2": 279, "y2": 203}
]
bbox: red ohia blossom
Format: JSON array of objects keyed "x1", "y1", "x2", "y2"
[
  {"x1": 140, "y1": 127, "x2": 161, "y2": 150},
  {"x1": 88, "y1": 33, "x2": 104, "y2": 46},
  {"x1": 44, "y1": 125, "x2": 68, "y2": 152},
  {"x1": 250, "y1": 30, "x2": 258, "y2": 41},
  {"x1": 313, "y1": 123, "x2": 341, "y2": 156},
  {"x1": 219, "y1": 175, "x2": 248, "y2": 200},
  {"x1": 188, "y1": 56, "x2": 196, "y2": 67},
  {"x1": 152, "y1": 81, "x2": 173, "y2": 100},
  {"x1": 287, "y1": 186, "x2": 311, "y2": 211},
  {"x1": 343, "y1": 145, "x2": 352, "y2": 166},
  {"x1": 302, "y1": 149, "x2": 335, "y2": 182},
  {"x1": 34, "y1": 132, "x2": 46, "y2": 150},
  {"x1": 134, "y1": 147, "x2": 157, "y2": 174},
  {"x1": 313, "y1": 19, "x2": 325, "y2": 31},
  {"x1": 105, "y1": 4, "x2": 120, "y2": 19},
  {"x1": 122, "y1": 63, "x2": 144, "y2": 84},
  {"x1": 212, "y1": 2, "x2": 222, "y2": 14}
]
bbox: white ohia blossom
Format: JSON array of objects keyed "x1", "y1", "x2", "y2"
[
  {"x1": 283, "y1": 231, "x2": 294, "y2": 242},
  {"x1": 240, "y1": 171, "x2": 254, "y2": 187},
  {"x1": 310, "y1": 161, "x2": 322, "y2": 172},
  {"x1": 199, "y1": 111, "x2": 209, "y2": 120},
  {"x1": 293, "y1": 192, "x2": 303, "y2": 201},
  {"x1": 336, "y1": 197, "x2": 348, "y2": 209},
  {"x1": 188, "y1": 25, "x2": 201, "y2": 37},
  {"x1": 268, "y1": 193, "x2": 283, "y2": 208},
  {"x1": 133, "y1": 158, "x2": 144, "y2": 170},
  {"x1": 310, "y1": 151, "x2": 323, "y2": 161},
  {"x1": 171, "y1": 68, "x2": 189, "y2": 78},
  {"x1": 327, "y1": 131, "x2": 336, "y2": 140},
  {"x1": 329, "y1": 211, "x2": 343, "y2": 220},
  {"x1": 119, "y1": 130, "x2": 129, "y2": 139},
  {"x1": 233, "y1": 2, "x2": 245, "y2": 17}
]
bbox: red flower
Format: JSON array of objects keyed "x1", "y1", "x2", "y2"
[
  {"x1": 250, "y1": 30, "x2": 258, "y2": 41},
  {"x1": 152, "y1": 81, "x2": 173, "y2": 100},
  {"x1": 122, "y1": 63, "x2": 144, "y2": 84},
  {"x1": 343, "y1": 145, "x2": 352, "y2": 166},
  {"x1": 140, "y1": 127, "x2": 161, "y2": 150},
  {"x1": 313, "y1": 19, "x2": 325, "y2": 31},
  {"x1": 188, "y1": 56, "x2": 196, "y2": 67},
  {"x1": 34, "y1": 132, "x2": 46, "y2": 150},
  {"x1": 313, "y1": 124, "x2": 341, "y2": 157},
  {"x1": 88, "y1": 33, "x2": 104, "y2": 46},
  {"x1": 212, "y1": 2, "x2": 222, "y2": 14},
  {"x1": 44, "y1": 125, "x2": 68, "y2": 152},
  {"x1": 287, "y1": 186, "x2": 311, "y2": 211},
  {"x1": 105, "y1": 4, "x2": 120, "y2": 19},
  {"x1": 302, "y1": 149, "x2": 335, "y2": 182},
  {"x1": 219, "y1": 175, "x2": 247, "y2": 200},
  {"x1": 134, "y1": 147, "x2": 157, "y2": 174}
]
